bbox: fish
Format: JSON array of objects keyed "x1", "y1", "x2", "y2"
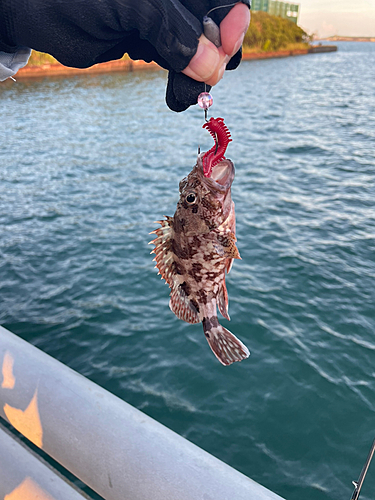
[{"x1": 150, "y1": 117, "x2": 249, "y2": 366}]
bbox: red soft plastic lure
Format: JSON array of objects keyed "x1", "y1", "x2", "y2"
[{"x1": 202, "y1": 117, "x2": 232, "y2": 178}]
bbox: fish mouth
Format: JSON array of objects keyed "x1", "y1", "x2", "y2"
[
  {"x1": 210, "y1": 160, "x2": 234, "y2": 186},
  {"x1": 197, "y1": 155, "x2": 234, "y2": 191}
]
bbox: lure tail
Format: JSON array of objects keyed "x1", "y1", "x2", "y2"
[{"x1": 202, "y1": 117, "x2": 232, "y2": 178}]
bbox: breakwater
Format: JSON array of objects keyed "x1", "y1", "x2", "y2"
[{"x1": 14, "y1": 45, "x2": 337, "y2": 79}]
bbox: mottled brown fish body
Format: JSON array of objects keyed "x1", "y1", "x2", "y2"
[{"x1": 151, "y1": 156, "x2": 249, "y2": 366}]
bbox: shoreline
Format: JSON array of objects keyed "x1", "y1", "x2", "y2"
[
  {"x1": 15, "y1": 58, "x2": 162, "y2": 79},
  {"x1": 15, "y1": 45, "x2": 337, "y2": 80}
]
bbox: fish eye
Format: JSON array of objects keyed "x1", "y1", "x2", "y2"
[{"x1": 186, "y1": 193, "x2": 196, "y2": 204}]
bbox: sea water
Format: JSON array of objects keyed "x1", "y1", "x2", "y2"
[{"x1": 1, "y1": 42, "x2": 374, "y2": 500}]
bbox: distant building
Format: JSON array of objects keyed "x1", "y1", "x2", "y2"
[{"x1": 252, "y1": 0, "x2": 300, "y2": 24}]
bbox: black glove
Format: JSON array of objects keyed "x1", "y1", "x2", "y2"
[{"x1": 0, "y1": 0, "x2": 250, "y2": 111}]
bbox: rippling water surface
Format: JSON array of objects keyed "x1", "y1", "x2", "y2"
[{"x1": 1, "y1": 42, "x2": 375, "y2": 499}]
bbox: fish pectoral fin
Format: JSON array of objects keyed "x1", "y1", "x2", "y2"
[
  {"x1": 217, "y1": 282, "x2": 230, "y2": 321},
  {"x1": 202, "y1": 317, "x2": 250, "y2": 366},
  {"x1": 216, "y1": 232, "x2": 241, "y2": 260},
  {"x1": 169, "y1": 286, "x2": 200, "y2": 324}
]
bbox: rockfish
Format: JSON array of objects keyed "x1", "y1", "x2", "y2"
[{"x1": 150, "y1": 118, "x2": 249, "y2": 366}]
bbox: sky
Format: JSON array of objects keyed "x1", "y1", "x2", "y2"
[{"x1": 297, "y1": 0, "x2": 375, "y2": 38}]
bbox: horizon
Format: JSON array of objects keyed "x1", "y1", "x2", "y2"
[{"x1": 296, "y1": 0, "x2": 375, "y2": 39}]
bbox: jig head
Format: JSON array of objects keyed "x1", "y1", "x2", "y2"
[{"x1": 202, "y1": 117, "x2": 232, "y2": 178}]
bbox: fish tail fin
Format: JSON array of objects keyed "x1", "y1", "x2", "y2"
[{"x1": 202, "y1": 317, "x2": 250, "y2": 366}]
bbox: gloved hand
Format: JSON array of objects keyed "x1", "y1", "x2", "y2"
[
  {"x1": 0, "y1": 0, "x2": 250, "y2": 111},
  {"x1": 167, "y1": 1, "x2": 250, "y2": 111}
]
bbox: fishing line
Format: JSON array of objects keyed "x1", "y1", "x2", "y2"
[
  {"x1": 205, "y1": 2, "x2": 239, "y2": 17},
  {"x1": 199, "y1": 3, "x2": 242, "y2": 125}
]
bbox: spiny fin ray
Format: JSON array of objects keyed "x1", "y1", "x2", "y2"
[{"x1": 150, "y1": 218, "x2": 175, "y2": 287}]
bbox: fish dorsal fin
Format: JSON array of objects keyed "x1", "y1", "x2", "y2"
[
  {"x1": 150, "y1": 217, "x2": 175, "y2": 287},
  {"x1": 217, "y1": 281, "x2": 230, "y2": 320},
  {"x1": 169, "y1": 285, "x2": 200, "y2": 324}
]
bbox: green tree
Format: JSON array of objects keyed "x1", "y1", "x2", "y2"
[{"x1": 244, "y1": 11, "x2": 312, "y2": 51}]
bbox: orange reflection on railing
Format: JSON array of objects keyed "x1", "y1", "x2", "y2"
[
  {"x1": 5, "y1": 477, "x2": 55, "y2": 500},
  {"x1": 2, "y1": 351, "x2": 15, "y2": 389},
  {"x1": 1, "y1": 351, "x2": 43, "y2": 448},
  {"x1": 3, "y1": 388, "x2": 43, "y2": 449}
]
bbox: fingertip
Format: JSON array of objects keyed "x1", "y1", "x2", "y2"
[
  {"x1": 205, "y1": 62, "x2": 226, "y2": 87},
  {"x1": 205, "y1": 48, "x2": 229, "y2": 86},
  {"x1": 220, "y1": 3, "x2": 250, "y2": 57}
]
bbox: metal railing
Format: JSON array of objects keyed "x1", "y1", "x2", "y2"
[{"x1": 0, "y1": 325, "x2": 284, "y2": 500}]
